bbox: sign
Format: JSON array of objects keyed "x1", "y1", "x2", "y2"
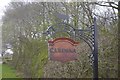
[{"x1": 48, "y1": 37, "x2": 79, "y2": 62}]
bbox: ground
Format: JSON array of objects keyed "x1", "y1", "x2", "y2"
[{"x1": 0, "y1": 63, "x2": 21, "y2": 79}]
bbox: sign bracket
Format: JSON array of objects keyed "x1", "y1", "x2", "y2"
[{"x1": 43, "y1": 17, "x2": 98, "y2": 79}]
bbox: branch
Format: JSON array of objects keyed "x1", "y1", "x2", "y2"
[
  {"x1": 94, "y1": 2, "x2": 118, "y2": 10},
  {"x1": 108, "y1": 2, "x2": 118, "y2": 10},
  {"x1": 105, "y1": 2, "x2": 118, "y2": 6}
]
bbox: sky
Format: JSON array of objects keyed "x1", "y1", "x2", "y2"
[{"x1": 0, "y1": 0, "x2": 11, "y2": 20}]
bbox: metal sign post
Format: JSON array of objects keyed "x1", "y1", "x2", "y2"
[
  {"x1": 93, "y1": 17, "x2": 98, "y2": 79},
  {"x1": 43, "y1": 17, "x2": 98, "y2": 79}
]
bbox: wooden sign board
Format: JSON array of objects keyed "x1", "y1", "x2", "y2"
[{"x1": 48, "y1": 37, "x2": 79, "y2": 63}]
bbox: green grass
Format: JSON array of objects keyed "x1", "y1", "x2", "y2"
[
  {"x1": 0, "y1": 63, "x2": 2, "y2": 79},
  {"x1": 1, "y1": 64, "x2": 19, "y2": 78}
]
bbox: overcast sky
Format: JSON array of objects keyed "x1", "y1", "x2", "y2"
[{"x1": 0, "y1": 0, "x2": 11, "y2": 20}]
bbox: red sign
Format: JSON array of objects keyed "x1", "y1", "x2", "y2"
[{"x1": 48, "y1": 37, "x2": 79, "y2": 63}]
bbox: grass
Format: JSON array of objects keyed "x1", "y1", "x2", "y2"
[
  {"x1": 0, "y1": 64, "x2": 2, "y2": 79},
  {"x1": 0, "y1": 63, "x2": 20, "y2": 79}
]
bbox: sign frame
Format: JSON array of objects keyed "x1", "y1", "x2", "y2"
[
  {"x1": 48, "y1": 37, "x2": 79, "y2": 62},
  {"x1": 43, "y1": 17, "x2": 98, "y2": 79}
]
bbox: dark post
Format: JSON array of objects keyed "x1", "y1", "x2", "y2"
[
  {"x1": 93, "y1": 17, "x2": 98, "y2": 79},
  {"x1": 118, "y1": 1, "x2": 120, "y2": 78}
]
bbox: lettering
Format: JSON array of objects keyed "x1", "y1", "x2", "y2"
[{"x1": 50, "y1": 48, "x2": 76, "y2": 53}]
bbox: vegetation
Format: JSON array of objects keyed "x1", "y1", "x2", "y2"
[
  {"x1": 0, "y1": 64, "x2": 2, "y2": 79},
  {"x1": 1, "y1": 64, "x2": 21, "y2": 78},
  {"x1": 1, "y1": 1, "x2": 119, "y2": 78}
]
